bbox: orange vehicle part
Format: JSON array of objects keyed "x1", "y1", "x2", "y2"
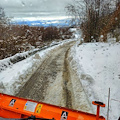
[
  {"x1": 0, "y1": 93, "x2": 106, "y2": 120},
  {"x1": 92, "y1": 101, "x2": 105, "y2": 120}
]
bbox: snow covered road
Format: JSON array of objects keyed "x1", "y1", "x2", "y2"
[
  {"x1": 16, "y1": 42, "x2": 72, "y2": 104},
  {"x1": 16, "y1": 41, "x2": 92, "y2": 113}
]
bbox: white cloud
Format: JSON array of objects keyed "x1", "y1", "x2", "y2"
[{"x1": 0, "y1": 0, "x2": 73, "y2": 17}]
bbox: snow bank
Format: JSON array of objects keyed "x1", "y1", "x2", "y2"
[
  {"x1": 70, "y1": 42, "x2": 120, "y2": 120},
  {"x1": 0, "y1": 39, "x2": 75, "y2": 96},
  {"x1": 0, "y1": 40, "x2": 65, "y2": 72},
  {"x1": 0, "y1": 49, "x2": 39, "y2": 72}
]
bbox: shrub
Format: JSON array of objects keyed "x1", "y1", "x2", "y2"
[{"x1": 0, "y1": 25, "x2": 73, "y2": 60}]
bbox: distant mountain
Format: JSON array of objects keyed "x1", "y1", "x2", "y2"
[{"x1": 11, "y1": 19, "x2": 73, "y2": 27}]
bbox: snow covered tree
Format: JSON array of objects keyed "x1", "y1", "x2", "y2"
[
  {"x1": 0, "y1": 7, "x2": 8, "y2": 26},
  {"x1": 0, "y1": 7, "x2": 5, "y2": 18}
]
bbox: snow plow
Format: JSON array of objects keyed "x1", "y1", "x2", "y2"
[{"x1": 0, "y1": 93, "x2": 105, "y2": 120}]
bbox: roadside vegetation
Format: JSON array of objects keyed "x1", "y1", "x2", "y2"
[
  {"x1": 66, "y1": 0, "x2": 120, "y2": 42},
  {"x1": 0, "y1": 25, "x2": 72, "y2": 59},
  {"x1": 0, "y1": 8, "x2": 73, "y2": 60},
  {"x1": 0, "y1": 25, "x2": 73, "y2": 60}
]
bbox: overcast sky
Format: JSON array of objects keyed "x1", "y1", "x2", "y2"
[{"x1": 0, "y1": 0, "x2": 73, "y2": 18}]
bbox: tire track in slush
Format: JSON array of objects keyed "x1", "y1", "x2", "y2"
[
  {"x1": 63, "y1": 48, "x2": 73, "y2": 109},
  {"x1": 16, "y1": 55, "x2": 53, "y2": 101},
  {"x1": 16, "y1": 42, "x2": 75, "y2": 104},
  {"x1": 16, "y1": 41, "x2": 91, "y2": 112}
]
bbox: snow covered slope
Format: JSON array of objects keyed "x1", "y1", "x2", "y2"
[
  {"x1": 11, "y1": 16, "x2": 72, "y2": 27},
  {"x1": 70, "y1": 41, "x2": 120, "y2": 120}
]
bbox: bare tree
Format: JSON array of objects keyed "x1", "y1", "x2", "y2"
[{"x1": 66, "y1": 0, "x2": 115, "y2": 42}]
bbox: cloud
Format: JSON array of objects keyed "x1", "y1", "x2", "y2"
[
  {"x1": 0, "y1": 0, "x2": 73, "y2": 17},
  {"x1": 1, "y1": 0, "x2": 73, "y2": 11}
]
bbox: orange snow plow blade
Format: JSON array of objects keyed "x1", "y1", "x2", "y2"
[{"x1": 0, "y1": 93, "x2": 105, "y2": 120}]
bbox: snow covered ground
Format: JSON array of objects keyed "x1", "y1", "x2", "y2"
[
  {"x1": 0, "y1": 39, "x2": 75, "y2": 95},
  {"x1": 0, "y1": 29, "x2": 120, "y2": 119},
  {"x1": 70, "y1": 41, "x2": 120, "y2": 120}
]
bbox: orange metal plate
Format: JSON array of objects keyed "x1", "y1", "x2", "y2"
[{"x1": 0, "y1": 93, "x2": 106, "y2": 120}]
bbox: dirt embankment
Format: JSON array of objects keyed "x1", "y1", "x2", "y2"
[{"x1": 16, "y1": 41, "x2": 92, "y2": 113}]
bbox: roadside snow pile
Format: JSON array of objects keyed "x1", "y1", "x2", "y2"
[
  {"x1": 70, "y1": 42, "x2": 120, "y2": 120},
  {"x1": 0, "y1": 39, "x2": 75, "y2": 95},
  {"x1": 0, "y1": 40, "x2": 65, "y2": 72},
  {"x1": 0, "y1": 49, "x2": 39, "y2": 72}
]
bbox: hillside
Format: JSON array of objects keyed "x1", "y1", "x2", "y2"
[{"x1": 70, "y1": 41, "x2": 120, "y2": 120}]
